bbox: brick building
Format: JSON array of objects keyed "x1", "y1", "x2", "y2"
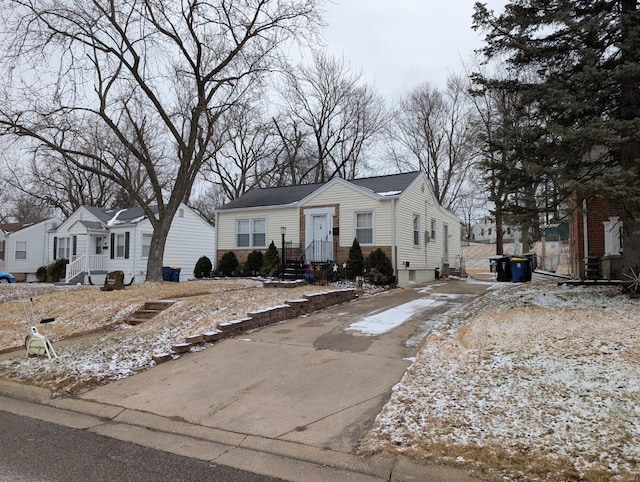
[{"x1": 569, "y1": 192, "x2": 624, "y2": 279}]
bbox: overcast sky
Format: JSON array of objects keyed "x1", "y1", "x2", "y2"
[{"x1": 322, "y1": 0, "x2": 508, "y2": 102}]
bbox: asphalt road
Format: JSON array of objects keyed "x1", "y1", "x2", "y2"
[{"x1": 0, "y1": 410, "x2": 281, "y2": 482}]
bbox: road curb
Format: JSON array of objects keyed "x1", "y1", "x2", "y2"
[
  {"x1": 0, "y1": 380, "x2": 480, "y2": 481},
  {"x1": 0, "y1": 381, "x2": 390, "y2": 480}
]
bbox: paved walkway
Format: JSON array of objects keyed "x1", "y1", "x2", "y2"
[{"x1": 0, "y1": 280, "x2": 492, "y2": 481}]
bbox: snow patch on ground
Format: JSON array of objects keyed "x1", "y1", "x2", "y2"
[{"x1": 347, "y1": 298, "x2": 444, "y2": 335}]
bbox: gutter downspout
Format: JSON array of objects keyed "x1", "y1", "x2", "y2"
[
  {"x1": 391, "y1": 199, "x2": 396, "y2": 278},
  {"x1": 86, "y1": 228, "x2": 91, "y2": 284},
  {"x1": 214, "y1": 211, "x2": 219, "y2": 271},
  {"x1": 583, "y1": 198, "x2": 589, "y2": 278},
  {"x1": 132, "y1": 223, "x2": 138, "y2": 284}
]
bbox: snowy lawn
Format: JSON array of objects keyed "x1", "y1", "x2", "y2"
[
  {"x1": 0, "y1": 279, "x2": 337, "y2": 396},
  {"x1": 360, "y1": 282, "x2": 640, "y2": 481}
]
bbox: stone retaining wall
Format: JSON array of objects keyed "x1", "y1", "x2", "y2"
[{"x1": 153, "y1": 289, "x2": 356, "y2": 365}]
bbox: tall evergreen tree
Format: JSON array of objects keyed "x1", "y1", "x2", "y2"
[{"x1": 473, "y1": 0, "x2": 640, "y2": 273}]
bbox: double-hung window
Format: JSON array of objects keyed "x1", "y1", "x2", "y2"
[
  {"x1": 430, "y1": 219, "x2": 437, "y2": 242},
  {"x1": 15, "y1": 241, "x2": 27, "y2": 260},
  {"x1": 142, "y1": 233, "x2": 152, "y2": 258},
  {"x1": 236, "y1": 218, "x2": 266, "y2": 248},
  {"x1": 115, "y1": 234, "x2": 126, "y2": 258},
  {"x1": 0, "y1": 240, "x2": 4, "y2": 260},
  {"x1": 413, "y1": 215, "x2": 420, "y2": 246},
  {"x1": 355, "y1": 211, "x2": 373, "y2": 245},
  {"x1": 57, "y1": 237, "x2": 70, "y2": 260}
]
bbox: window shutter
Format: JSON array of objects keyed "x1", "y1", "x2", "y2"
[
  {"x1": 53, "y1": 237, "x2": 57, "y2": 260},
  {"x1": 72, "y1": 236, "x2": 77, "y2": 256},
  {"x1": 110, "y1": 233, "x2": 115, "y2": 259},
  {"x1": 124, "y1": 232, "x2": 130, "y2": 259}
]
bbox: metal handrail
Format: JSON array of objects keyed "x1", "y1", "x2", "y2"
[{"x1": 303, "y1": 240, "x2": 334, "y2": 264}]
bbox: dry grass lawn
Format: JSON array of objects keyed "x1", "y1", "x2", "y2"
[{"x1": 0, "y1": 279, "x2": 334, "y2": 395}]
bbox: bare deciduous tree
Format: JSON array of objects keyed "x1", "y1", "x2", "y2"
[
  {"x1": 388, "y1": 76, "x2": 476, "y2": 210},
  {"x1": 281, "y1": 51, "x2": 388, "y2": 183},
  {"x1": 0, "y1": 0, "x2": 321, "y2": 281},
  {"x1": 201, "y1": 99, "x2": 280, "y2": 201}
]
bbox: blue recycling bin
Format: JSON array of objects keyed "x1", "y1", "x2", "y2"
[
  {"x1": 510, "y1": 257, "x2": 531, "y2": 283},
  {"x1": 162, "y1": 266, "x2": 171, "y2": 281},
  {"x1": 170, "y1": 267, "x2": 181, "y2": 282}
]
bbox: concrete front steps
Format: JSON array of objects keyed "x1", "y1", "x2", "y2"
[{"x1": 126, "y1": 300, "x2": 176, "y2": 326}]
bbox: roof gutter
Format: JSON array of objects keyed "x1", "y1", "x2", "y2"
[{"x1": 215, "y1": 203, "x2": 300, "y2": 215}]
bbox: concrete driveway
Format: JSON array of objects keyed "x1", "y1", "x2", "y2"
[{"x1": 79, "y1": 280, "x2": 490, "y2": 455}]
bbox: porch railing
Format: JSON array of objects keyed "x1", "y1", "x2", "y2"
[
  {"x1": 303, "y1": 240, "x2": 335, "y2": 264},
  {"x1": 65, "y1": 255, "x2": 106, "y2": 283}
]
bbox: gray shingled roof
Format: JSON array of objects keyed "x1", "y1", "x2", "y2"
[
  {"x1": 218, "y1": 171, "x2": 422, "y2": 210},
  {"x1": 78, "y1": 220, "x2": 108, "y2": 231},
  {"x1": 81, "y1": 205, "x2": 159, "y2": 226}
]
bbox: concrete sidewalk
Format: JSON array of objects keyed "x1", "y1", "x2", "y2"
[{"x1": 0, "y1": 280, "x2": 490, "y2": 481}]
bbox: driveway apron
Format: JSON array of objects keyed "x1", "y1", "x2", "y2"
[{"x1": 80, "y1": 280, "x2": 490, "y2": 453}]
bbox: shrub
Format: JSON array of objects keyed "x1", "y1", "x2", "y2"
[
  {"x1": 261, "y1": 241, "x2": 280, "y2": 277},
  {"x1": 218, "y1": 251, "x2": 239, "y2": 277},
  {"x1": 243, "y1": 250, "x2": 264, "y2": 276},
  {"x1": 347, "y1": 238, "x2": 365, "y2": 279},
  {"x1": 36, "y1": 266, "x2": 48, "y2": 283},
  {"x1": 365, "y1": 249, "x2": 394, "y2": 285},
  {"x1": 194, "y1": 256, "x2": 213, "y2": 279},
  {"x1": 46, "y1": 258, "x2": 69, "y2": 283}
]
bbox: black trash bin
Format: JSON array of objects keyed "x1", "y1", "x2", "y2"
[
  {"x1": 169, "y1": 267, "x2": 181, "y2": 282},
  {"x1": 495, "y1": 256, "x2": 512, "y2": 282},
  {"x1": 162, "y1": 266, "x2": 171, "y2": 281},
  {"x1": 523, "y1": 252, "x2": 537, "y2": 275}
]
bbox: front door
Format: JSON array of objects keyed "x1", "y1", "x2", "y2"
[
  {"x1": 310, "y1": 214, "x2": 332, "y2": 262},
  {"x1": 95, "y1": 236, "x2": 104, "y2": 255}
]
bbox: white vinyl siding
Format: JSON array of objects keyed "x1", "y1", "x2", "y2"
[
  {"x1": 394, "y1": 176, "x2": 461, "y2": 283},
  {"x1": 5, "y1": 219, "x2": 58, "y2": 277},
  {"x1": 162, "y1": 203, "x2": 216, "y2": 277},
  {"x1": 302, "y1": 182, "x2": 393, "y2": 248},
  {"x1": 15, "y1": 241, "x2": 27, "y2": 260},
  {"x1": 355, "y1": 211, "x2": 374, "y2": 245}
]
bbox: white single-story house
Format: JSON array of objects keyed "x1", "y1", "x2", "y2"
[
  {"x1": 0, "y1": 219, "x2": 61, "y2": 282},
  {"x1": 215, "y1": 171, "x2": 461, "y2": 286},
  {"x1": 49, "y1": 203, "x2": 216, "y2": 284},
  {"x1": 471, "y1": 217, "x2": 522, "y2": 244}
]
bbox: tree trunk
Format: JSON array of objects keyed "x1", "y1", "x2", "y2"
[
  {"x1": 145, "y1": 215, "x2": 174, "y2": 282},
  {"x1": 619, "y1": 0, "x2": 640, "y2": 275},
  {"x1": 495, "y1": 205, "x2": 504, "y2": 255}
]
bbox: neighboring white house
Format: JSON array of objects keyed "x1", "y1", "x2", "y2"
[
  {"x1": 49, "y1": 203, "x2": 215, "y2": 284},
  {"x1": 471, "y1": 217, "x2": 522, "y2": 244},
  {"x1": 215, "y1": 171, "x2": 461, "y2": 286},
  {"x1": 0, "y1": 219, "x2": 60, "y2": 281}
]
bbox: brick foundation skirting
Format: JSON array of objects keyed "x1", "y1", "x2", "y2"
[{"x1": 152, "y1": 288, "x2": 356, "y2": 364}]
